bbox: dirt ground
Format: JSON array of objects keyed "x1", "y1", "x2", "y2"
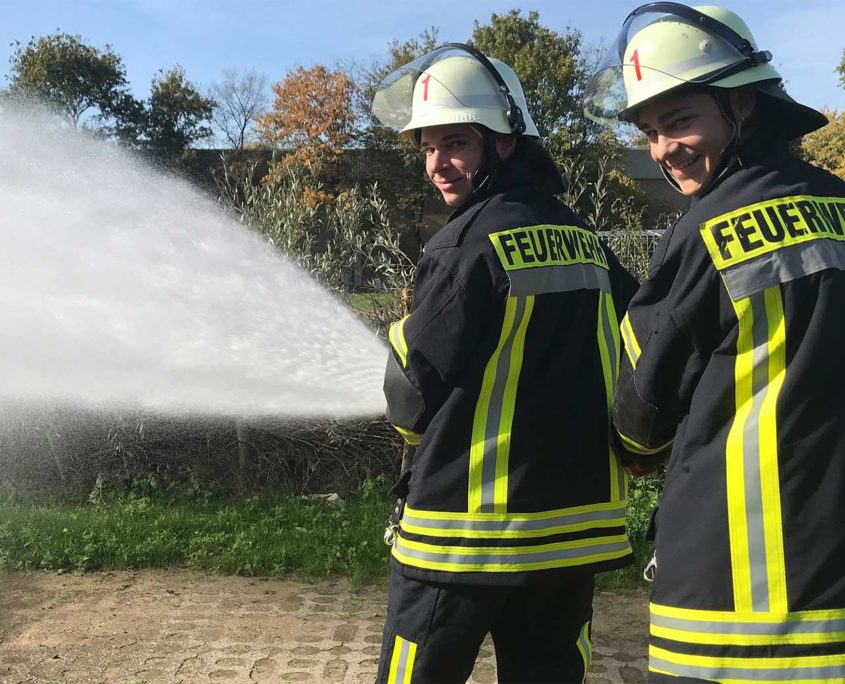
[{"x1": 0, "y1": 570, "x2": 648, "y2": 683}]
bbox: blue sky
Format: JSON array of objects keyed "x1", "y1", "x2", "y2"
[{"x1": 2, "y1": 0, "x2": 844, "y2": 114}]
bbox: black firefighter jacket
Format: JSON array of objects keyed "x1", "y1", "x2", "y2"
[
  {"x1": 613, "y1": 130, "x2": 845, "y2": 682},
  {"x1": 384, "y1": 155, "x2": 638, "y2": 585}
]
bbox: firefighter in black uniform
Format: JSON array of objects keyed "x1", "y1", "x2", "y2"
[
  {"x1": 370, "y1": 45, "x2": 638, "y2": 683},
  {"x1": 584, "y1": 4, "x2": 845, "y2": 682}
]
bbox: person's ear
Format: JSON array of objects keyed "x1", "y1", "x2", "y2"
[
  {"x1": 729, "y1": 86, "x2": 757, "y2": 122},
  {"x1": 495, "y1": 135, "x2": 517, "y2": 160}
]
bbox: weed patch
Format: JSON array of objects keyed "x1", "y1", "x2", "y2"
[{"x1": 0, "y1": 475, "x2": 660, "y2": 589}]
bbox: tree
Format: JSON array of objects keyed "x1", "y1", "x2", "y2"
[
  {"x1": 142, "y1": 66, "x2": 215, "y2": 156},
  {"x1": 470, "y1": 11, "x2": 620, "y2": 168},
  {"x1": 6, "y1": 32, "x2": 132, "y2": 126},
  {"x1": 209, "y1": 68, "x2": 269, "y2": 149},
  {"x1": 470, "y1": 10, "x2": 641, "y2": 225},
  {"x1": 799, "y1": 51, "x2": 845, "y2": 181},
  {"x1": 255, "y1": 64, "x2": 357, "y2": 183},
  {"x1": 113, "y1": 66, "x2": 215, "y2": 159},
  {"x1": 800, "y1": 108, "x2": 845, "y2": 179}
]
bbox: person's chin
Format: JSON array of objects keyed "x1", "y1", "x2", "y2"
[{"x1": 440, "y1": 189, "x2": 469, "y2": 206}]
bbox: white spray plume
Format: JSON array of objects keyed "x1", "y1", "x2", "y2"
[{"x1": 0, "y1": 103, "x2": 387, "y2": 418}]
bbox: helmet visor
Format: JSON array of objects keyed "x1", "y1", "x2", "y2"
[
  {"x1": 371, "y1": 46, "x2": 509, "y2": 132},
  {"x1": 583, "y1": 5, "x2": 757, "y2": 124}
]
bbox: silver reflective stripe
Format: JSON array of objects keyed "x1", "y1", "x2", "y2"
[
  {"x1": 389, "y1": 635, "x2": 413, "y2": 684},
  {"x1": 480, "y1": 296, "x2": 529, "y2": 512},
  {"x1": 743, "y1": 292, "x2": 771, "y2": 611},
  {"x1": 506, "y1": 263, "x2": 611, "y2": 296},
  {"x1": 393, "y1": 536, "x2": 631, "y2": 566},
  {"x1": 651, "y1": 613, "x2": 845, "y2": 636},
  {"x1": 650, "y1": 656, "x2": 845, "y2": 682},
  {"x1": 722, "y1": 238, "x2": 845, "y2": 300},
  {"x1": 402, "y1": 504, "x2": 626, "y2": 533}
]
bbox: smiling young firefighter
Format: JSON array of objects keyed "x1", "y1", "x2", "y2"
[
  {"x1": 584, "y1": 3, "x2": 845, "y2": 683},
  {"x1": 371, "y1": 45, "x2": 638, "y2": 682}
]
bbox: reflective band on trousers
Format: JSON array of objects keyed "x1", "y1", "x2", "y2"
[
  {"x1": 391, "y1": 534, "x2": 631, "y2": 572},
  {"x1": 468, "y1": 295, "x2": 533, "y2": 514},
  {"x1": 576, "y1": 620, "x2": 593, "y2": 684},
  {"x1": 387, "y1": 635, "x2": 417, "y2": 684},
  {"x1": 651, "y1": 603, "x2": 845, "y2": 646},
  {"x1": 726, "y1": 285, "x2": 788, "y2": 613},
  {"x1": 650, "y1": 645, "x2": 845, "y2": 682},
  {"x1": 400, "y1": 501, "x2": 627, "y2": 538},
  {"x1": 596, "y1": 290, "x2": 627, "y2": 502}
]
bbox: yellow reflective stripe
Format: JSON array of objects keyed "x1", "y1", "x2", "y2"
[
  {"x1": 727, "y1": 286, "x2": 788, "y2": 613},
  {"x1": 494, "y1": 295, "x2": 533, "y2": 512},
  {"x1": 652, "y1": 603, "x2": 845, "y2": 624},
  {"x1": 576, "y1": 620, "x2": 592, "y2": 684},
  {"x1": 698, "y1": 195, "x2": 845, "y2": 271},
  {"x1": 469, "y1": 297, "x2": 517, "y2": 512},
  {"x1": 651, "y1": 623, "x2": 845, "y2": 647},
  {"x1": 387, "y1": 635, "x2": 417, "y2": 684},
  {"x1": 388, "y1": 316, "x2": 410, "y2": 367},
  {"x1": 727, "y1": 295, "x2": 754, "y2": 611},
  {"x1": 401, "y1": 501, "x2": 627, "y2": 539},
  {"x1": 620, "y1": 312, "x2": 641, "y2": 369},
  {"x1": 761, "y1": 286, "x2": 788, "y2": 612},
  {"x1": 650, "y1": 644, "x2": 845, "y2": 682},
  {"x1": 392, "y1": 425, "x2": 423, "y2": 446},
  {"x1": 405, "y1": 500, "x2": 627, "y2": 520},
  {"x1": 618, "y1": 431, "x2": 673, "y2": 456},
  {"x1": 391, "y1": 533, "x2": 631, "y2": 573},
  {"x1": 597, "y1": 291, "x2": 627, "y2": 501},
  {"x1": 651, "y1": 602, "x2": 845, "y2": 646}
]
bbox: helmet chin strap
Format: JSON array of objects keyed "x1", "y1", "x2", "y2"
[{"x1": 469, "y1": 127, "x2": 502, "y2": 200}]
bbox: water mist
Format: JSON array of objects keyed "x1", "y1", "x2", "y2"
[{"x1": 0, "y1": 104, "x2": 388, "y2": 418}]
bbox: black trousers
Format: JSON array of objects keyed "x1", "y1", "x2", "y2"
[{"x1": 375, "y1": 570, "x2": 595, "y2": 684}]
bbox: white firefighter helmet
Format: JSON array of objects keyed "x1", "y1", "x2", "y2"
[
  {"x1": 371, "y1": 44, "x2": 540, "y2": 139},
  {"x1": 583, "y1": 3, "x2": 826, "y2": 138}
]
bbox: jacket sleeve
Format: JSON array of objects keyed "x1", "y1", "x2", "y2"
[
  {"x1": 602, "y1": 243, "x2": 639, "y2": 322},
  {"x1": 383, "y1": 252, "x2": 493, "y2": 445},
  {"x1": 612, "y1": 226, "x2": 719, "y2": 465}
]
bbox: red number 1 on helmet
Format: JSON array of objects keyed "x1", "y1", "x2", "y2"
[
  {"x1": 421, "y1": 74, "x2": 432, "y2": 101},
  {"x1": 631, "y1": 49, "x2": 643, "y2": 81}
]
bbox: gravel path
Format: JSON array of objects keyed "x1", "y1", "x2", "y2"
[{"x1": 0, "y1": 570, "x2": 648, "y2": 683}]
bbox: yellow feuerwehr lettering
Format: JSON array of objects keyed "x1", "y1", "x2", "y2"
[{"x1": 700, "y1": 196, "x2": 845, "y2": 270}]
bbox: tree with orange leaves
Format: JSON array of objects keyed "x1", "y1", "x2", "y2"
[{"x1": 255, "y1": 64, "x2": 357, "y2": 187}]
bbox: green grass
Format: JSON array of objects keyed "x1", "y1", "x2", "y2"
[
  {"x1": 0, "y1": 477, "x2": 391, "y2": 589},
  {"x1": 347, "y1": 291, "x2": 399, "y2": 313},
  {"x1": 0, "y1": 475, "x2": 659, "y2": 589}
]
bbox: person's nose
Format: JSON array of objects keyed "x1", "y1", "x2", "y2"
[
  {"x1": 651, "y1": 134, "x2": 679, "y2": 165},
  {"x1": 428, "y1": 148, "x2": 450, "y2": 173}
]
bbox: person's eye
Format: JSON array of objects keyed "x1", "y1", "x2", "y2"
[
  {"x1": 421, "y1": 146, "x2": 434, "y2": 156},
  {"x1": 669, "y1": 116, "x2": 692, "y2": 130},
  {"x1": 448, "y1": 140, "x2": 467, "y2": 151}
]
